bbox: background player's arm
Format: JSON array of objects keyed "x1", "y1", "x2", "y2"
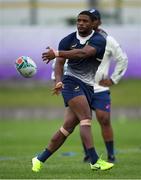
[
  {"x1": 109, "y1": 36, "x2": 128, "y2": 84},
  {"x1": 99, "y1": 36, "x2": 128, "y2": 87}
]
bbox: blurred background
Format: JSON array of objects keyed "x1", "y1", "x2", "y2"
[{"x1": 0, "y1": 0, "x2": 141, "y2": 120}]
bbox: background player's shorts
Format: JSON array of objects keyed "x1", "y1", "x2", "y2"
[
  {"x1": 62, "y1": 75, "x2": 94, "y2": 108},
  {"x1": 92, "y1": 91, "x2": 111, "y2": 112}
]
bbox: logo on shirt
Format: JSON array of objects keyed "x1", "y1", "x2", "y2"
[
  {"x1": 71, "y1": 43, "x2": 77, "y2": 48},
  {"x1": 74, "y1": 86, "x2": 80, "y2": 91}
]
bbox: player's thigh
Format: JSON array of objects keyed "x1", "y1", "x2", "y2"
[
  {"x1": 68, "y1": 95, "x2": 92, "y2": 120},
  {"x1": 63, "y1": 107, "x2": 79, "y2": 132}
]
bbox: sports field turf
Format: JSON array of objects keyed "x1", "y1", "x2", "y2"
[
  {"x1": 0, "y1": 119, "x2": 141, "y2": 179},
  {"x1": 0, "y1": 79, "x2": 141, "y2": 108}
]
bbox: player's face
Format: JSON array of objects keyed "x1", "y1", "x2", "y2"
[
  {"x1": 93, "y1": 19, "x2": 101, "y2": 30},
  {"x1": 77, "y1": 14, "x2": 93, "y2": 36}
]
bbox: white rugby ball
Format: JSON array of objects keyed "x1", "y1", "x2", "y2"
[{"x1": 15, "y1": 56, "x2": 37, "y2": 78}]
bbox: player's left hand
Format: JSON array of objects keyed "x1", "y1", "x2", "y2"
[
  {"x1": 52, "y1": 82, "x2": 64, "y2": 95},
  {"x1": 99, "y1": 78, "x2": 114, "y2": 87},
  {"x1": 42, "y1": 47, "x2": 56, "y2": 64}
]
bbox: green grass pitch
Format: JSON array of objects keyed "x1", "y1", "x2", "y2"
[
  {"x1": 0, "y1": 79, "x2": 141, "y2": 108},
  {"x1": 0, "y1": 119, "x2": 141, "y2": 179}
]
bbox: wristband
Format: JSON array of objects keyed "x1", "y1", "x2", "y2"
[{"x1": 53, "y1": 50, "x2": 59, "y2": 57}]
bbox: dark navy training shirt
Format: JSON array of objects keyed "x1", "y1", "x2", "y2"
[{"x1": 58, "y1": 30, "x2": 106, "y2": 86}]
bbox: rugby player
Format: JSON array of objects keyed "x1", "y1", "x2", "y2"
[{"x1": 32, "y1": 10, "x2": 114, "y2": 172}]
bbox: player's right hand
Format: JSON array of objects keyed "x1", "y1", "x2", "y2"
[
  {"x1": 42, "y1": 47, "x2": 56, "y2": 64},
  {"x1": 99, "y1": 78, "x2": 114, "y2": 87},
  {"x1": 52, "y1": 82, "x2": 64, "y2": 95}
]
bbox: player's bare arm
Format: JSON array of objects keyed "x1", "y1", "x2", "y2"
[
  {"x1": 55, "y1": 57, "x2": 66, "y2": 84},
  {"x1": 52, "y1": 57, "x2": 65, "y2": 95},
  {"x1": 42, "y1": 45, "x2": 97, "y2": 63}
]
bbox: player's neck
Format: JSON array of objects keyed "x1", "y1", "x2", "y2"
[
  {"x1": 79, "y1": 30, "x2": 93, "y2": 37},
  {"x1": 76, "y1": 30, "x2": 95, "y2": 44}
]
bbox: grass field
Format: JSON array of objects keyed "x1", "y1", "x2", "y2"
[
  {"x1": 0, "y1": 79, "x2": 141, "y2": 108},
  {"x1": 0, "y1": 119, "x2": 141, "y2": 179},
  {"x1": 0, "y1": 79, "x2": 141, "y2": 178}
]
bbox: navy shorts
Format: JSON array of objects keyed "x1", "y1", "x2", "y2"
[
  {"x1": 92, "y1": 91, "x2": 111, "y2": 112},
  {"x1": 62, "y1": 75, "x2": 111, "y2": 112},
  {"x1": 62, "y1": 75, "x2": 94, "y2": 109}
]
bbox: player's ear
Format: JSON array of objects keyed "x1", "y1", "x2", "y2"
[
  {"x1": 92, "y1": 20, "x2": 98, "y2": 29},
  {"x1": 98, "y1": 20, "x2": 102, "y2": 26}
]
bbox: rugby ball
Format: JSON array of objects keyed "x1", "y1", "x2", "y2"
[{"x1": 15, "y1": 56, "x2": 37, "y2": 78}]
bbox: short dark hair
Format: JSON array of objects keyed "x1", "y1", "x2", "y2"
[{"x1": 78, "y1": 10, "x2": 97, "y2": 21}]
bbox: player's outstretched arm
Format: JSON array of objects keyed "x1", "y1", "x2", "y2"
[{"x1": 42, "y1": 45, "x2": 97, "y2": 64}]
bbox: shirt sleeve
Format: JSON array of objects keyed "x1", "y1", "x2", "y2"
[
  {"x1": 88, "y1": 35, "x2": 106, "y2": 60},
  {"x1": 58, "y1": 34, "x2": 73, "y2": 51},
  {"x1": 108, "y1": 36, "x2": 128, "y2": 84}
]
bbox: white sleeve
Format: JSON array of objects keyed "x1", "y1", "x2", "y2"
[
  {"x1": 52, "y1": 59, "x2": 56, "y2": 70},
  {"x1": 51, "y1": 59, "x2": 68, "y2": 80},
  {"x1": 51, "y1": 59, "x2": 56, "y2": 80},
  {"x1": 108, "y1": 36, "x2": 128, "y2": 84}
]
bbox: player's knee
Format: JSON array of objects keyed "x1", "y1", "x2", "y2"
[
  {"x1": 96, "y1": 111, "x2": 109, "y2": 124},
  {"x1": 103, "y1": 119, "x2": 111, "y2": 127},
  {"x1": 80, "y1": 119, "x2": 91, "y2": 126},
  {"x1": 99, "y1": 116, "x2": 111, "y2": 127},
  {"x1": 60, "y1": 126, "x2": 70, "y2": 137}
]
